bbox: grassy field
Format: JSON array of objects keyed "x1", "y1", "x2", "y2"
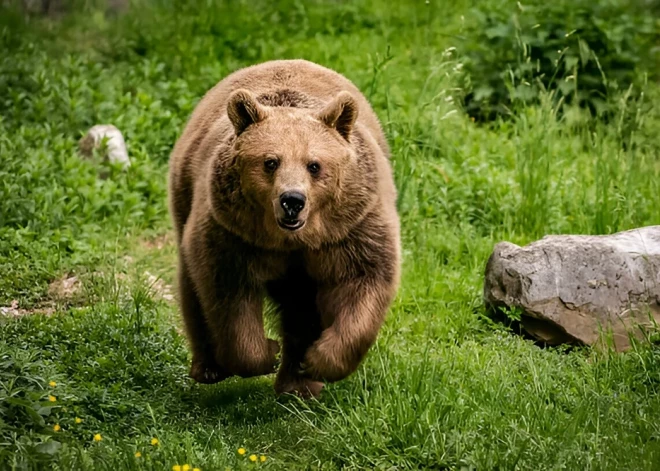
[{"x1": 2, "y1": 0, "x2": 660, "y2": 469}]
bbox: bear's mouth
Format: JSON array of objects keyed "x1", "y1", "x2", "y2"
[{"x1": 278, "y1": 218, "x2": 305, "y2": 232}]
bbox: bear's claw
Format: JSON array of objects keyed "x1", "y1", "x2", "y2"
[
  {"x1": 275, "y1": 377, "x2": 324, "y2": 399},
  {"x1": 189, "y1": 361, "x2": 230, "y2": 384}
]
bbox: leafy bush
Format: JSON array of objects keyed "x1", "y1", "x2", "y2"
[{"x1": 462, "y1": 0, "x2": 660, "y2": 120}]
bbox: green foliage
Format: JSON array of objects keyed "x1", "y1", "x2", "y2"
[
  {"x1": 0, "y1": 35, "x2": 176, "y2": 304},
  {"x1": 462, "y1": 0, "x2": 660, "y2": 120}
]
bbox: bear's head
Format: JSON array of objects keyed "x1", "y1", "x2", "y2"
[{"x1": 210, "y1": 89, "x2": 378, "y2": 250}]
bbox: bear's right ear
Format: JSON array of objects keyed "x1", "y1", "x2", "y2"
[{"x1": 227, "y1": 89, "x2": 268, "y2": 135}]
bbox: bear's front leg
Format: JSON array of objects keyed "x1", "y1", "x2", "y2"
[
  {"x1": 303, "y1": 276, "x2": 396, "y2": 383},
  {"x1": 205, "y1": 288, "x2": 280, "y2": 379},
  {"x1": 182, "y1": 220, "x2": 279, "y2": 381}
]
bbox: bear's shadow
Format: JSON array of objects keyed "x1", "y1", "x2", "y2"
[{"x1": 181, "y1": 375, "x2": 315, "y2": 427}]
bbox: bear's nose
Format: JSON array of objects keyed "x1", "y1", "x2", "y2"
[{"x1": 279, "y1": 191, "x2": 306, "y2": 219}]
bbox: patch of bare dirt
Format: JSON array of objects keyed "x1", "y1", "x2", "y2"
[{"x1": 0, "y1": 299, "x2": 55, "y2": 318}]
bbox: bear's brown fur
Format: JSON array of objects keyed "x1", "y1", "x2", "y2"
[{"x1": 168, "y1": 59, "x2": 400, "y2": 398}]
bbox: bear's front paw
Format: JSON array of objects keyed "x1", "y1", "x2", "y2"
[
  {"x1": 274, "y1": 374, "x2": 324, "y2": 399},
  {"x1": 189, "y1": 358, "x2": 230, "y2": 384},
  {"x1": 302, "y1": 333, "x2": 356, "y2": 383}
]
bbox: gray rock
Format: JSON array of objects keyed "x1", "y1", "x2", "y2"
[
  {"x1": 78, "y1": 124, "x2": 130, "y2": 170},
  {"x1": 484, "y1": 226, "x2": 660, "y2": 350}
]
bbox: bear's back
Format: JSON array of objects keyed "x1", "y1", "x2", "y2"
[{"x1": 184, "y1": 60, "x2": 388, "y2": 158}]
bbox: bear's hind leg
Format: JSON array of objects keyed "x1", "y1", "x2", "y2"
[
  {"x1": 268, "y1": 270, "x2": 324, "y2": 399},
  {"x1": 178, "y1": 256, "x2": 229, "y2": 384}
]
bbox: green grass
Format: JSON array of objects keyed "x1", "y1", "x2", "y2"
[{"x1": 1, "y1": 0, "x2": 660, "y2": 469}]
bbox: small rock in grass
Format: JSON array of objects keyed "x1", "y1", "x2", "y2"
[
  {"x1": 484, "y1": 226, "x2": 660, "y2": 351},
  {"x1": 78, "y1": 124, "x2": 130, "y2": 170},
  {"x1": 0, "y1": 300, "x2": 20, "y2": 317},
  {"x1": 144, "y1": 271, "x2": 175, "y2": 302}
]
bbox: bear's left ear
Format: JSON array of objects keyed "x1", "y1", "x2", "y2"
[
  {"x1": 316, "y1": 91, "x2": 358, "y2": 141},
  {"x1": 227, "y1": 89, "x2": 269, "y2": 136}
]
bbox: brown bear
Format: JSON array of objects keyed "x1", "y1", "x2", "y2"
[{"x1": 168, "y1": 59, "x2": 400, "y2": 398}]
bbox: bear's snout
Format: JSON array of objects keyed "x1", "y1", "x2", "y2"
[
  {"x1": 275, "y1": 191, "x2": 307, "y2": 231},
  {"x1": 279, "y1": 191, "x2": 306, "y2": 219}
]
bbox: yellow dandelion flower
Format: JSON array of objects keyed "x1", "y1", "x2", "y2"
[
  {"x1": 135, "y1": 451, "x2": 142, "y2": 458},
  {"x1": 93, "y1": 433, "x2": 102, "y2": 442},
  {"x1": 48, "y1": 395, "x2": 56, "y2": 402},
  {"x1": 249, "y1": 454, "x2": 257, "y2": 462},
  {"x1": 182, "y1": 465, "x2": 191, "y2": 471},
  {"x1": 75, "y1": 417, "x2": 82, "y2": 424},
  {"x1": 151, "y1": 437, "x2": 159, "y2": 446},
  {"x1": 53, "y1": 424, "x2": 61, "y2": 432},
  {"x1": 49, "y1": 381, "x2": 57, "y2": 387},
  {"x1": 193, "y1": 468, "x2": 201, "y2": 471},
  {"x1": 172, "y1": 466, "x2": 182, "y2": 471},
  {"x1": 260, "y1": 455, "x2": 266, "y2": 462},
  {"x1": 237, "y1": 447, "x2": 246, "y2": 455}
]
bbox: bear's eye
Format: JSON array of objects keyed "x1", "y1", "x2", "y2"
[
  {"x1": 307, "y1": 162, "x2": 321, "y2": 175},
  {"x1": 264, "y1": 158, "x2": 279, "y2": 172}
]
